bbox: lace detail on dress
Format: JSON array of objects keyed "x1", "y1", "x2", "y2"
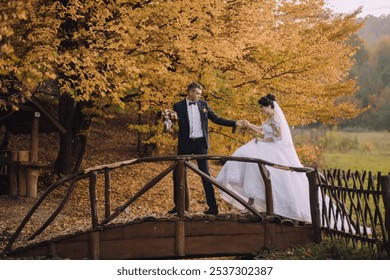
[{"x1": 262, "y1": 117, "x2": 282, "y2": 141}]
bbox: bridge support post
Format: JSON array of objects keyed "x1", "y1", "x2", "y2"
[
  {"x1": 264, "y1": 223, "x2": 275, "y2": 248},
  {"x1": 258, "y1": 164, "x2": 274, "y2": 215},
  {"x1": 89, "y1": 231, "x2": 100, "y2": 260},
  {"x1": 184, "y1": 165, "x2": 189, "y2": 211},
  {"x1": 48, "y1": 242, "x2": 57, "y2": 258},
  {"x1": 89, "y1": 172, "x2": 98, "y2": 227},
  {"x1": 177, "y1": 159, "x2": 186, "y2": 218},
  {"x1": 175, "y1": 159, "x2": 186, "y2": 257},
  {"x1": 307, "y1": 170, "x2": 322, "y2": 243},
  {"x1": 259, "y1": 164, "x2": 276, "y2": 248},
  {"x1": 175, "y1": 220, "x2": 185, "y2": 257},
  {"x1": 104, "y1": 169, "x2": 111, "y2": 219}
]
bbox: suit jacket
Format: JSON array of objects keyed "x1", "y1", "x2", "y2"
[{"x1": 173, "y1": 99, "x2": 236, "y2": 152}]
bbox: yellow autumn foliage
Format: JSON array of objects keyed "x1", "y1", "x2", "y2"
[{"x1": 1, "y1": 0, "x2": 366, "y2": 158}]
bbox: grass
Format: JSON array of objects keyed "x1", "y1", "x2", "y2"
[
  {"x1": 293, "y1": 128, "x2": 390, "y2": 173},
  {"x1": 323, "y1": 152, "x2": 390, "y2": 173},
  {"x1": 248, "y1": 239, "x2": 388, "y2": 260}
]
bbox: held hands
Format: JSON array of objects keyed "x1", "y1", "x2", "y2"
[
  {"x1": 235, "y1": 120, "x2": 251, "y2": 135},
  {"x1": 236, "y1": 120, "x2": 248, "y2": 128},
  {"x1": 236, "y1": 120, "x2": 265, "y2": 140},
  {"x1": 236, "y1": 120, "x2": 252, "y2": 129},
  {"x1": 237, "y1": 119, "x2": 264, "y2": 133}
]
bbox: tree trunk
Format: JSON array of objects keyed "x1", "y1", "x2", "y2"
[
  {"x1": 55, "y1": 0, "x2": 90, "y2": 175},
  {"x1": 55, "y1": 94, "x2": 76, "y2": 175},
  {"x1": 55, "y1": 94, "x2": 90, "y2": 175}
]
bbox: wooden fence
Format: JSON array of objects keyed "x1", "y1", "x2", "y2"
[{"x1": 310, "y1": 169, "x2": 390, "y2": 256}]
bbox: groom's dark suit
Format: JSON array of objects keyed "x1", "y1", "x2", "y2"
[{"x1": 172, "y1": 98, "x2": 236, "y2": 214}]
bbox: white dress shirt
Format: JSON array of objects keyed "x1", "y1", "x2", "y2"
[{"x1": 187, "y1": 99, "x2": 204, "y2": 139}]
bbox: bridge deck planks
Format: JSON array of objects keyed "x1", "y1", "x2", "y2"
[{"x1": 7, "y1": 219, "x2": 313, "y2": 259}]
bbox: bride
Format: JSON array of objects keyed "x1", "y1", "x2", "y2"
[
  {"x1": 216, "y1": 94, "x2": 312, "y2": 222},
  {"x1": 217, "y1": 95, "x2": 372, "y2": 235}
]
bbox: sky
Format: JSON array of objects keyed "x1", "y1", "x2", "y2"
[{"x1": 326, "y1": 0, "x2": 390, "y2": 17}]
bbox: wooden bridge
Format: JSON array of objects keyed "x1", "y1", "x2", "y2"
[{"x1": 2, "y1": 155, "x2": 390, "y2": 259}]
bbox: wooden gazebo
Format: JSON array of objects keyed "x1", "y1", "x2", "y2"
[{"x1": 0, "y1": 96, "x2": 66, "y2": 197}]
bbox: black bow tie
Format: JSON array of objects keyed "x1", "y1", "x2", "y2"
[{"x1": 188, "y1": 101, "x2": 197, "y2": 105}]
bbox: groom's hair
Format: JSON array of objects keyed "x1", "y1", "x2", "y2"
[{"x1": 188, "y1": 82, "x2": 203, "y2": 92}]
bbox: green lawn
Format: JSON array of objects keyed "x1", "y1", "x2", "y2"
[
  {"x1": 294, "y1": 129, "x2": 390, "y2": 173},
  {"x1": 323, "y1": 152, "x2": 390, "y2": 174}
]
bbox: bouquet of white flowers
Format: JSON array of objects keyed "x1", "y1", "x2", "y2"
[{"x1": 161, "y1": 109, "x2": 178, "y2": 133}]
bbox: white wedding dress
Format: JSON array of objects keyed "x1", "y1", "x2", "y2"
[
  {"x1": 216, "y1": 102, "x2": 372, "y2": 234},
  {"x1": 216, "y1": 103, "x2": 312, "y2": 222}
]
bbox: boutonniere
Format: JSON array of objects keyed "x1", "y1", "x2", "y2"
[{"x1": 202, "y1": 108, "x2": 207, "y2": 114}]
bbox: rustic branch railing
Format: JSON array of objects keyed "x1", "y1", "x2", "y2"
[
  {"x1": 5, "y1": 155, "x2": 390, "y2": 258},
  {"x1": 316, "y1": 169, "x2": 390, "y2": 255},
  {"x1": 3, "y1": 155, "x2": 314, "y2": 255}
]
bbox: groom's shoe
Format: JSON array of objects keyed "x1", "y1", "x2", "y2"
[
  {"x1": 204, "y1": 207, "x2": 218, "y2": 215},
  {"x1": 167, "y1": 207, "x2": 177, "y2": 214}
]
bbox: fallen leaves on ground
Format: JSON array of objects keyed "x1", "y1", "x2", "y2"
[{"x1": 0, "y1": 110, "x2": 232, "y2": 257}]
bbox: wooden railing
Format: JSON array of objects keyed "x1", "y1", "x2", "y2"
[
  {"x1": 3, "y1": 155, "x2": 314, "y2": 255},
  {"x1": 5, "y1": 154, "x2": 390, "y2": 258},
  {"x1": 313, "y1": 169, "x2": 390, "y2": 256}
]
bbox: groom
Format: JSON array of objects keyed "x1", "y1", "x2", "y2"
[{"x1": 168, "y1": 82, "x2": 245, "y2": 215}]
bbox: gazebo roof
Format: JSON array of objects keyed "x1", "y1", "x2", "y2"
[{"x1": 0, "y1": 96, "x2": 66, "y2": 134}]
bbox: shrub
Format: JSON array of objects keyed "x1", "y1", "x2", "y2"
[
  {"x1": 296, "y1": 144, "x2": 323, "y2": 168},
  {"x1": 320, "y1": 133, "x2": 359, "y2": 152}
]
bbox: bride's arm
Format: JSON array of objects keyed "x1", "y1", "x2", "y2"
[
  {"x1": 269, "y1": 119, "x2": 282, "y2": 141},
  {"x1": 245, "y1": 122, "x2": 263, "y2": 134},
  {"x1": 245, "y1": 122, "x2": 265, "y2": 143},
  {"x1": 245, "y1": 119, "x2": 281, "y2": 142}
]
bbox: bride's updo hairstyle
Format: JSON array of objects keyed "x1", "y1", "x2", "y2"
[{"x1": 258, "y1": 93, "x2": 276, "y2": 109}]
